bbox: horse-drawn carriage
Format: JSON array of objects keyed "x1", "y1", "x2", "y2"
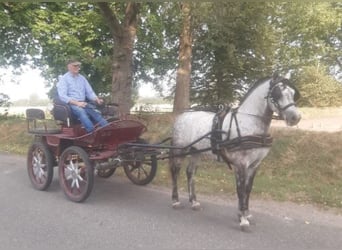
[
  {"x1": 26, "y1": 73, "x2": 301, "y2": 229},
  {"x1": 26, "y1": 101, "x2": 158, "y2": 202}
]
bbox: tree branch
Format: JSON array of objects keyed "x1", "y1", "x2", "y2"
[
  {"x1": 124, "y1": 2, "x2": 140, "y2": 27},
  {"x1": 97, "y1": 2, "x2": 123, "y2": 41}
]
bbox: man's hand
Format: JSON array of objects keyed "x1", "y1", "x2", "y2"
[
  {"x1": 95, "y1": 97, "x2": 104, "y2": 105},
  {"x1": 69, "y1": 100, "x2": 87, "y2": 107},
  {"x1": 77, "y1": 101, "x2": 87, "y2": 108}
]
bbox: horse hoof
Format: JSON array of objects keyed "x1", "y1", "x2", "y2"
[
  {"x1": 239, "y1": 217, "x2": 250, "y2": 229},
  {"x1": 246, "y1": 214, "x2": 255, "y2": 225},
  {"x1": 191, "y1": 201, "x2": 201, "y2": 210},
  {"x1": 238, "y1": 212, "x2": 253, "y2": 221},
  {"x1": 172, "y1": 201, "x2": 181, "y2": 209}
]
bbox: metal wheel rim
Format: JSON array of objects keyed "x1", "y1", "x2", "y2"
[
  {"x1": 31, "y1": 147, "x2": 48, "y2": 184},
  {"x1": 27, "y1": 143, "x2": 53, "y2": 190},
  {"x1": 60, "y1": 149, "x2": 91, "y2": 199}
]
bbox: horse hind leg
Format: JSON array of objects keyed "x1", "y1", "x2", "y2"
[
  {"x1": 186, "y1": 153, "x2": 200, "y2": 210},
  {"x1": 169, "y1": 150, "x2": 183, "y2": 209}
]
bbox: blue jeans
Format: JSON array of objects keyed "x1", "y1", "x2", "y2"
[{"x1": 70, "y1": 103, "x2": 108, "y2": 133}]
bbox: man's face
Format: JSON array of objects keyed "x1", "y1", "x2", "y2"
[{"x1": 68, "y1": 63, "x2": 81, "y2": 75}]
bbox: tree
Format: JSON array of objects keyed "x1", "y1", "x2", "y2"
[
  {"x1": 173, "y1": 3, "x2": 192, "y2": 113},
  {"x1": 97, "y1": 2, "x2": 140, "y2": 114},
  {"x1": 189, "y1": 2, "x2": 341, "y2": 106},
  {"x1": 1, "y1": 2, "x2": 341, "y2": 109},
  {"x1": 296, "y1": 65, "x2": 342, "y2": 107},
  {"x1": 190, "y1": 2, "x2": 278, "y2": 105},
  {"x1": 0, "y1": 2, "x2": 180, "y2": 113},
  {"x1": 0, "y1": 93, "x2": 11, "y2": 117},
  {"x1": 274, "y1": 2, "x2": 342, "y2": 75},
  {"x1": 0, "y1": 93, "x2": 10, "y2": 108},
  {"x1": 0, "y1": 3, "x2": 37, "y2": 68}
]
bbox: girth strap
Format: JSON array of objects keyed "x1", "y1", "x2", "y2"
[{"x1": 211, "y1": 105, "x2": 230, "y2": 154}]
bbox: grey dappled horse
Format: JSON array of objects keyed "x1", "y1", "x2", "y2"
[{"x1": 170, "y1": 74, "x2": 301, "y2": 229}]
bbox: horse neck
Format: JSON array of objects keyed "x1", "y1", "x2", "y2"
[{"x1": 235, "y1": 79, "x2": 273, "y2": 134}]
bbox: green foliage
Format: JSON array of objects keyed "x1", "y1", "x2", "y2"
[
  {"x1": 0, "y1": 2, "x2": 341, "y2": 107},
  {"x1": 276, "y1": 2, "x2": 341, "y2": 73},
  {"x1": 296, "y1": 66, "x2": 342, "y2": 107},
  {"x1": 191, "y1": 2, "x2": 278, "y2": 105},
  {"x1": 190, "y1": 2, "x2": 341, "y2": 106},
  {"x1": 134, "y1": 2, "x2": 180, "y2": 93},
  {"x1": 30, "y1": 3, "x2": 113, "y2": 93},
  {"x1": 0, "y1": 92, "x2": 11, "y2": 118},
  {"x1": 0, "y1": 3, "x2": 37, "y2": 67},
  {"x1": 0, "y1": 93, "x2": 10, "y2": 107}
]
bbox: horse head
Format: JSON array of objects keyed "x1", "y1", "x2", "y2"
[{"x1": 267, "y1": 74, "x2": 301, "y2": 126}]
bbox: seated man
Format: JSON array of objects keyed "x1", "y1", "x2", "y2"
[{"x1": 57, "y1": 58, "x2": 108, "y2": 133}]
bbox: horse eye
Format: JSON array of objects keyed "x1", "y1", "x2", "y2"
[{"x1": 271, "y1": 86, "x2": 282, "y2": 100}]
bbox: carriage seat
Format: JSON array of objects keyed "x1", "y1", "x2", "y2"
[
  {"x1": 51, "y1": 98, "x2": 80, "y2": 127},
  {"x1": 26, "y1": 108, "x2": 61, "y2": 134}
]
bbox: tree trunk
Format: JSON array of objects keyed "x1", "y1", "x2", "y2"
[
  {"x1": 173, "y1": 2, "x2": 192, "y2": 113},
  {"x1": 98, "y1": 2, "x2": 139, "y2": 115},
  {"x1": 111, "y1": 27, "x2": 135, "y2": 115}
]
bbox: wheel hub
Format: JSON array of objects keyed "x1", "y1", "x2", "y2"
[
  {"x1": 33, "y1": 154, "x2": 45, "y2": 179},
  {"x1": 66, "y1": 161, "x2": 84, "y2": 189}
]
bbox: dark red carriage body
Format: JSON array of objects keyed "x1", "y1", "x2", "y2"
[{"x1": 44, "y1": 119, "x2": 147, "y2": 160}]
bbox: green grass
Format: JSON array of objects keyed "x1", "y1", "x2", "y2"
[{"x1": 1, "y1": 114, "x2": 342, "y2": 212}]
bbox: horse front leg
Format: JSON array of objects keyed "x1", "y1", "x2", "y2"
[
  {"x1": 234, "y1": 163, "x2": 258, "y2": 229},
  {"x1": 169, "y1": 151, "x2": 183, "y2": 209},
  {"x1": 186, "y1": 154, "x2": 200, "y2": 210},
  {"x1": 244, "y1": 165, "x2": 258, "y2": 221}
]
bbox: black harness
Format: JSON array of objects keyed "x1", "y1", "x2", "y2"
[
  {"x1": 210, "y1": 109, "x2": 273, "y2": 154},
  {"x1": 209, "y1": 77, "x2": 298, "y2": 164},
  {"x1": 209, "y1": 76, "x2": 300, "y2": 167},
  {"x1": 211, "y1": 104, "x2": 231, "y2": 154}
]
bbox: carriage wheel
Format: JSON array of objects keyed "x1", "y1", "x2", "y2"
[
  {"x1": 97, "y1": 168, "x2": 116, "y2": 178},
  {"x1": 123, "y1": 139, "x2": 157, "y2": 186},
  {"x1": 27, "y1": 142, "x2": 54, "y2": 191},
  {"x1": 124, "y1": 154, "x2": 157, "y2": 185},
  {"x1": 58, "y1": 146, "x2": 94, "y2": 202}
]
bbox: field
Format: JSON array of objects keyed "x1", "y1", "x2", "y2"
[{"x1": 0, "y1": 107, "x2": 341, "y2": 212}]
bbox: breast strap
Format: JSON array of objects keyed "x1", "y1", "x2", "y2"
[{"x1": 211, "y1": 108, "x2": 273, "y2": 155}]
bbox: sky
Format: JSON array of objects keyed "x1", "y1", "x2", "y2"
[
  {"x1": 0, "y1": 68, "x2": 50, "y2": 101},
  {"x1": 0, "y1": 68, "x2": 158, "y2": 102}
]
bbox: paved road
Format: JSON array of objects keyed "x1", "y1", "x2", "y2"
[{"x1": 1, "y1": 152, "x2": 342, "y2": 250}]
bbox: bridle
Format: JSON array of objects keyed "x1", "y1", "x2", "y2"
[{"x1": 266, "y1": 77, "x2": 300, "y2": 118}]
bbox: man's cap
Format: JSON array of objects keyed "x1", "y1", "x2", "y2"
[{"x1": 67, "y1": 58, "x2": 81, "y2": 66}]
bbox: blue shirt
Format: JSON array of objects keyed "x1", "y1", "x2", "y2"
[{"x1": 57, "y1": 72, "x2": 97, "y2": 104}]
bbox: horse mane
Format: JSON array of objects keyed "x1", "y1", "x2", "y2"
[{"x1": 238, "y1": 76, "x2": 271, "y2": 105}]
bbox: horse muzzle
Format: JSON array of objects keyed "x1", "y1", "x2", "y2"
[{"x1": 283, "y1": 110, "x2": 301, "y2": 126}]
